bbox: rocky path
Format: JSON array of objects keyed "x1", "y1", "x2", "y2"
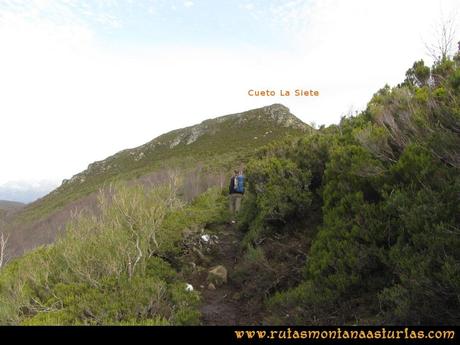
[
  {"x1": 198, "y1": 223, "x2": 247, "y2": 325},
  {"x1": 182, "y1": 221, "x2": 261, "y2": 325}
]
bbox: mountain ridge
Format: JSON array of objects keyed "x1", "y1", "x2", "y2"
[
  {"x1": 58, "y1": 103, "x2": 307, "y2": 189},
  {"x1": 6, "y1": 103, "x2": 311, "y2": 257}
]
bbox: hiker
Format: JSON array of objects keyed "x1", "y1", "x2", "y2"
[{"x1": 229, "y1": 169, "x2": 244, "y2": 223}]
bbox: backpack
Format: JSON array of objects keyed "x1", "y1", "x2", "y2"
[{"x1": 236, "y1": 175, "x2": 244, "y2": 193}]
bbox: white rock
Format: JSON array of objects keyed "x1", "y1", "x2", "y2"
[
  {"x1": 201, "y1": 234, "x2": 210, "y2": 242},
  {"x1": 185, "y1": 283, "x2": 194, "y2": 292}
]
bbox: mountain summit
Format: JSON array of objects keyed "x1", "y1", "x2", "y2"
[
  {"x1": 60, "y1": 104, "x2": 307, "y2": 188},
  {"x1": 7, "y1": 104, "x2": 310, "y2": 257}
]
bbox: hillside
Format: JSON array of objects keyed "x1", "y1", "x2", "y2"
[
  {"x1": 6, "y1": 104, "x2": 310, "y2": 257},
  {"x1": 0, "y1": 56, "x2": 458, "y2": 326}
]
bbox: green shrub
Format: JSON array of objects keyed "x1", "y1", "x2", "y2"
[
  {"x1": 239, "y1": 157, "x2": 312, "y2": 248},
  {"x1": 0, "y1": 183, "x2": 206, "y2": 325},
  {"x1": 251, "y1": 57, "x2": 460, "y2": 325}
]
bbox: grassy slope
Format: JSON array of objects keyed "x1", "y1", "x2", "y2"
[{"x1": 14, "y1": 104, "x2": 310, "y2": 224}]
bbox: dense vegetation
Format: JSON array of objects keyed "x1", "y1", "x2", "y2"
[
  {"x1": 1, "y1": 55, "x2": 459, "y2": 325},
  {"x1": 237, "y1": 55, "x2": 460, "y2": 325},
  {"x1": 0, "y1": 184, "x2": 228, "y2": 325}
]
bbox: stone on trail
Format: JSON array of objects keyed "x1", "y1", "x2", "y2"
[
  {"x1": 207, "y1": 265, "x2": 228, "y2": 286},
  {"x1": 201, "y1": 234, "x2": 210, "y2": 242}
]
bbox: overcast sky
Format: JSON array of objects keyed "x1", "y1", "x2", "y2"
[{"x1": 0, "y1": 0, "x2": 459, "y2": 187}]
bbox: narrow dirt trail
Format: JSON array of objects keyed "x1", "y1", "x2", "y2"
[{"x1": 198, "y1": 223, "x2": 250, "y2": 325}]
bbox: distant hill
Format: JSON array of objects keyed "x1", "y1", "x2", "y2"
[
  {"x1": 6, "y1": 104, "x2": 311, "y2": 257},
  {"x1": 0, "y1": 200, "x2": 25, "y2": 220},
  {"x1": 0, "y1": 200, "x2": 25, "y2": 210},
  {"x1": 0, "y1": 200, "x2": 24, "y2": 230}
]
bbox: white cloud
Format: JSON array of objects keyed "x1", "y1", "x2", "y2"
[
  {"x1": 265, "y1": 0, "x2": 460, "y2": 114},
  {"x1": 184, "y1": 1, "x2": 194, "y2": 8},
  {"x1": 147, "y1": 5, "x2": 156, "y2": 15},
  {"x1": 241, "y1": 3, "x2": 255, "y2": 11},
  {"x1": 1, "y1": 0, "x2": 460, "y2": 186}
]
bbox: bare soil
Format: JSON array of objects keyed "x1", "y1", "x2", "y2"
[{"x1": 195, "y1": 223, "x2": 259, "y2": 325}]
